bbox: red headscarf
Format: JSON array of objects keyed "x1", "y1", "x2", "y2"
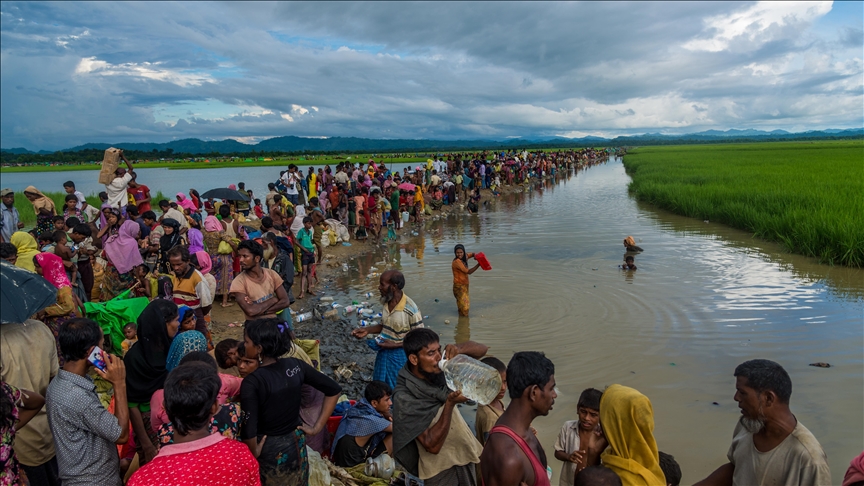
[{"x1": 34, "y1": 253, "x2": 70, "y2": 289}]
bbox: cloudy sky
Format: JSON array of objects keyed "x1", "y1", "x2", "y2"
[{"x1": 1, "y1": 1, "x2": 861, "y2": 150}]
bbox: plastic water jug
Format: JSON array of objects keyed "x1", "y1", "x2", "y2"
[
  {"x1": 402, "y1": 211, "x2": 410, "y2": 223},
  {"x1": 438, "y1": 353, "x2": 502, "y2": 406},
  {"x1": 343, "y1": 305, "x2": 358, "y2": 315},
  {"x1": 364, "y1": 453, "x2": 395, "y2": 479}
]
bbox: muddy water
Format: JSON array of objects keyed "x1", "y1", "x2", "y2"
[{"x1": 328, "y1": 158, "x2": 862, "y2": 484}]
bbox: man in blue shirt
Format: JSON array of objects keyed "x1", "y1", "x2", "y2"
[{"x1": 1, "y1": 188, "x2": 24, "y2": 242}]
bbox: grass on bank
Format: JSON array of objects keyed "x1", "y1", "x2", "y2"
[
  {"x1": 623, "y1": 141, "x2": 864, "y2": 267},
  {"x1": 13, "y1": 191, "x2": 169, "y2": 226}
]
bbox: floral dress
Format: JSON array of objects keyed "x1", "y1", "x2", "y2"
[
  {"x1": 1, "y1": 382, "x2": 22, "y2": 486},
  {"x1": 156, "y1": 402, "x2": 241, "y2": 445}
]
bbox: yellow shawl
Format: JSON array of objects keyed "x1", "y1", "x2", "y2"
[
  {"x1": 600, "y1": 384, "x2": 666, "y2": 486},
  {"x1": 11, "y1": 232, "x2": 40, "y2": 272},
  {"x1": 24, "y1": 186, "x2": 56, "y2": 215}
]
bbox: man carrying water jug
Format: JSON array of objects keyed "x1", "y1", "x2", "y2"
[{"x1": 392, "y1": 328, "x2": 489, "y2": 486}]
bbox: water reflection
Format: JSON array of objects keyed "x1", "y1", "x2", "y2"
[{"x1": 328, "y1": 158, "x2": 861, "y2": 484}]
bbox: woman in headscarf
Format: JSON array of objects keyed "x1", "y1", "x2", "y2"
[
  {"x1": 98, "y1": 208, "x2": 143, "y2": 301},
  {"x1": 22, "y1": 186, "x2": 56, "y2": 235},
  {"x1": 158, "y1": 218, "x2": 184, "y2": 274},
  {"x1": 175, "y1": 193, "x2": 196, "y2": 213},
  {"x1": 124, "y1": 299, "x2": 179, "y2": 465},
  {"x1": 189, "y1": 188, "x2": 202, "y2": 210},
  {"x1": 599, "y1": 384, "x2": 666, "y2": 486},
  {"x1": 187, "y1": 226, "x2": 204, "y2": 254},
  {"x1": 452, "y1": 244, "x2": 481, "y2": 317},
  {"x1": 202, "y1": 205, "x2": 237, "y2": 307},
  {"x1": 33, "y1": 252, "x2": 82, "y2": 365},
  {"x1": 10, "y1": 231, "x2": 40, "y2": 272}
]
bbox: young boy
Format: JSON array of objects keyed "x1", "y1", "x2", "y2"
[
  {"x1": 63, "y1": 180, "x2": 89, "y2": 211},
  {"x1": 554, "y1": 388, "x2": 607, "y2": 486},
  {"x1": 121, "y1": 323, "x2": 138, "y2": 355},
  {"x1": 475, "y1": 356, "x2": 507, "y2": 445},
  {"x1": 297, "y1": 216, "x2": 317, "y2": 299},
  {"x1": 38, "y1": 232, "x2": 55, "y2": 253},
  {"x1": 620, "y1": 255, "x2": 637, "y2": 270},
  {"x1": 63, "y1": 194, "x2": 85, "y2": 223},
  {"x1": 332, "y1": 381, "x2": 394, "y2": 468},
  {"x1": 52, "y1": 216, "x2": 68, "y2": 234},
  {"x1": 70, "y1": 223, "x2": 97, "y2": 299},
  {"x1": 213, "y1": 338, "x2": 241, "y2": 377},
  {"x1": 53, "y1": 230, "x2": 79, "y2": 294}
]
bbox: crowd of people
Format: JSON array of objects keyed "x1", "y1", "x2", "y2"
[{"x1": 0, "y1": 146, "x2": 859, "y2": 486}]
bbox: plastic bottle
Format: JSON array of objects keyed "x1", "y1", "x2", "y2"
[
  {"x1": 323, "y1": 309, "x2": 339, "y2": 320},
  {"x1": 365, "y1": 453, "x2": 395, "y2": 479},
  {"x1": 359, "y1": 308, "x2": 375, "y2": 317},
  {"x1": 342, "y1": 263, "x2": 349, "y2": 271},
  {"x1": 343, "y1": 305, "x2": 358, "y2": 315},
  {"x1": 359, "y1": 319, "x2": 373, "y2": 327},
  {"x1": 294, "y1": 311, "x2": 314, "y2": 323},
  {"x1": 363, "y1": 292, "x2": 374, "y2": 298},
  {"x1": 320, "y1": 296, "x2": 334, "y2": 302},
  {"x1": 330, "y1": 302, "x2": 342, "y2": 309},
  {"x1": 438, "y1": 353, "x2": 503, "y2": 406}
]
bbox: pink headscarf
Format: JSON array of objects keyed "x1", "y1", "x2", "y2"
[
  {"x1": 193, "y1": 251, "x2": 212, "y2": 275},
  {"x1": 34, "y1": 253, "x2": 70, "y2": 289},
  {"x1": 104, "y1": 220, "x2": 143, "y2": 274},
  {"x1": 228, "y1": 184, "x2": 237, "y2": 190},
  {"x1": 176, "y1": 193, "x2": 196, "y2": 212},
  {"x1": 203, "y1": 215, "x2": 222, "y2": 232},
  {"x1": 844, "y1": 451, "x2": 864, "y2": 486}
]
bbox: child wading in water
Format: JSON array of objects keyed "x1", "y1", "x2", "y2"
[{"x1": 554, "y1": 388, "x2": 608, "y2": 486}]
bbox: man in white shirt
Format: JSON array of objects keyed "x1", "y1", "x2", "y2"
[
  {"x1": 334, "y1": 166, "x2": 350, "y2": 185},
  {"x1": 283, "y1": 165, "x2": 302, "y2": 206},
  {"x1": 105, "y1": 154, "x2": 135, "y2": 212},
  {"x1": 695, "y1": 359, "x2": 831, "y2": 486}
]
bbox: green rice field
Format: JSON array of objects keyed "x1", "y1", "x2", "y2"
[
  {"x1": 623, "y1": 141, "x2": 864, "y2": 267},
  {"x1": 14, "y1": 191, "x2": 169, "y2": 226}
]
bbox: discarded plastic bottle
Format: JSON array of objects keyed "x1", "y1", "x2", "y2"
[
  {"x1": 294, "y1": 312, "x2": 314, "y2": 323},
  {"x1": 372, "y1": 313, "x2": 383, "y2": 319},
  {"x1": 359, "y1": 319, "x2": 372, "y2": 327},
  {"x1": 342, "y1": 263, "x2": 349, "y2": 271},
  {"x1": 360, "y1": 308, "x2": 375, "y2": 317},
  {"x1": 438, "y1": 353, "x2": 503, "y2": 406},
  {"x1": 330, "y1": 302, "x2": 342, "y2": 309},
  {"x1": 365, "y1": 453, "x2": 395, "y2": 479},
  {"x1": 363, "y1": 292, "x2": 374, "y2": 298},
  {"x1": 320, "y1": 296, "x2": 334, "y2": 302},
  {"x1": 359, "y1": 301, "x2": 371, "y2": 306},
  {"x1": 343, "y1": 305, "x2": 358, "y2": 315},
  {"x1": 323, "y1": 309, "x2": 339, "y2": 320}
]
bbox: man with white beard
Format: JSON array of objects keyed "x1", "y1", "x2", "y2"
[{"x1": 695, "y1": 359, "x2": 831, "y2": 486}]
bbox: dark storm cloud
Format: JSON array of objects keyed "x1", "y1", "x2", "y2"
[{"x1": 0, "y1": 1, "x2": 860, "y2": 150}]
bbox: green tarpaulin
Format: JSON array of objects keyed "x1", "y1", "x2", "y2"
[{"x1": 83, "y1": 290, "x2": 149, "y2": 355}]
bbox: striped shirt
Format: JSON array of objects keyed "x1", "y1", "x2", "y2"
[
  {"x1": 380, "y1": 293, "x2": 424, "y2": 342},
  {"x1": 170, "y1": 267, "x2": 213, "y2": 309}
]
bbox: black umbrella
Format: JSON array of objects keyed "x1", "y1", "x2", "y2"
[
  {"x1": 1, "y1": 261, "x2": 58, "y2": 324},
  {"x1": 199, "y1": 188, "x2": 250, "y2": 201}
]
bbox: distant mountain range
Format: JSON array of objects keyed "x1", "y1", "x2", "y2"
[{"x1": 3, "y1": 128, "x2": 862, "y2": 155}]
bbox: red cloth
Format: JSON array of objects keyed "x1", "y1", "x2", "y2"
[{"x1": 127, "y1": 434, "x2": 260, "y2": 486}]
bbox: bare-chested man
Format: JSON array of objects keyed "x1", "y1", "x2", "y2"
[{"x1": 481, "y1": 351, "x2": 557, "y2": 486}]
